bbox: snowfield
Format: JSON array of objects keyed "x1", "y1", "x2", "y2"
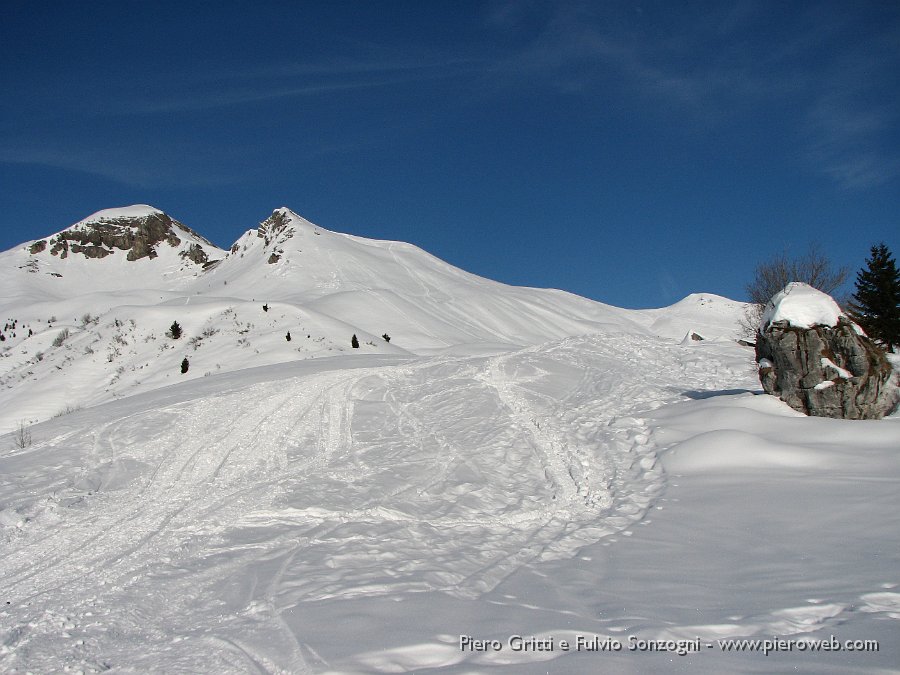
[{"x1": 1, "y1": 208, "x2": 898, "y2": 673}]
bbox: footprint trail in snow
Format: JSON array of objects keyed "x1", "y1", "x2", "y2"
[{"x1": 0, "y1": 334, "x2": 750, "y2": 672}]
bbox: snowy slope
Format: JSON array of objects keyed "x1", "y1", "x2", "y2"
[
  {"x1": 2, "y1": 205, "x2": 896, "y2": 673},
  {"x1": 641, "y1": 292, "x2": 748, "y2": 341},
  {"x1": 0, "y1": 207, "x2": 744, "y2": 433},
  {"x1": 1, "y1": 336, "x2": 897, "y2": 673},
  {"x1": 196, "y1": 208, "x2": 653, "y2": 350}
]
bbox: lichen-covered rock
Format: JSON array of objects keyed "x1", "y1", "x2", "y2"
[{"x1": 756, "y1": 316, "x2": 897, "y2": 419}]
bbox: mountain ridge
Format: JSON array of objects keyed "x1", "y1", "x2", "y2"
[{"x1": 0, "y1": 204, "x2": 749, "y2": 432}]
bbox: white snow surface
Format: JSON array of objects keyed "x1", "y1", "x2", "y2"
[
  {"x1": 761, "y1": 282, "x2": 846, "y2": 329},
  {"x1": 75, "y1": 204, "x2": 164, "y2": 224},
  {"x1": 0, "y1": 207, "x2": 735, "y2": 433},
  {"x1": 1, "y1": 208, "x2": 898, "y2": 673}
]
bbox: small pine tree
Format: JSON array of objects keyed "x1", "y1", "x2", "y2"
[
  {"x1": 285, "y1": 331, "x2": 292, "y2": 341},
  {"x1": 181, "y1": 357, "x2": 189, "y2": 374},
  {"x1": 351, "y1": 334, "x2": 359, "y2": 349},
  {"x1": 382, "y1": 333, "x2": 391, "y2": 342},
  {"x1": 849, "y1": 243, "x2": 900, "y2": 351},
  {"x1": 169, "y1": 321, "x2": 183, "y2": 339}
]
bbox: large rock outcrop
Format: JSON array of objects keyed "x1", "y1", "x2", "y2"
[
  {"x1": 40, "y1": 206, "x2": 218, "y2": 265},
  {"x1": 755, "y1": 283, "x2": 897, "y2": 419},
  {"x1": 256, "y1": 208, "x2": 298, "y2": 264},
  {"x1": 257, "y1": 209, "x2": 296, "y2": 248}
]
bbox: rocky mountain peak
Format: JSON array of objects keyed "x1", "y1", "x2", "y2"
[
  {"x1": 252, "y1": 208, "x2": 317, "y2": 264},
  {"x1": 27, "y1": 205, "x2": 219, "y2": 266},
  {"x1": 257, "y1": 208, "x2": 305, "y2": 246}
]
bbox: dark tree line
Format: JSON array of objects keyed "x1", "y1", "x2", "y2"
[
  {"x1": 742, "y1": 241, "x2": 900, "y2": 352},
  {"x1": 849, "y1": 243, "x2": 900, "y2": 351}
]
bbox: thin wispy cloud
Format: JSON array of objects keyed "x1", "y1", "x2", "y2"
[
  {"x1": 799, "y1": 16, "x2": 900, "y2": 190},
  {"x1": 479, "y1": 2, "x2": 776, "y2": 114},
  {"x1": 115, "y1": 75, "x2": 442, "y2": 115},
  {"x1": 806, "y1": 96, "x2": 898, "y2": 189},
  {"x1": 218, "y1": 55, "x2": 483, "y2": 83},
  {"x1": 0, "y1": 50, "x2": 484, "y2": 186},
  {"x1": 481, "y1": 1, "x2": 900, "y2": 190},
  {"x1": 0, "y1": 143, "x2": 240, "y2": 189},
  {"x1": 119, "y1": 54, "x2": 483, "y2": 115}
]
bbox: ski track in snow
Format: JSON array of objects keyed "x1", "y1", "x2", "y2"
[{"x1": 1, "y1": 334, "x2": 758, "y2": 672}]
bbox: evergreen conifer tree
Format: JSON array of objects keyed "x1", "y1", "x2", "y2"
[
  {"x1": 351, "y1": 334, "x2": 359, "y2": 349},
  {"x1": 285, "y1": 331, "x2": 292, "y2": 341},
  {"x1": 169, "y1": 321, "x2": 182, "y2": 339},
  {"x1": 849, "y1": 243, "x2": 900, "y2": 351},
  {"x1": 180, "y1": 357, "x2": 190, "y2": 373}
]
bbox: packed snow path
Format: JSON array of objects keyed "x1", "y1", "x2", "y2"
[{"x1": 2, "y1": 335, "x2": 760, "y2": 671}]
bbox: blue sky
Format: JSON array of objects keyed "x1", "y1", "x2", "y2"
[{"x1": 2, "y1": 1, "x2": 898, "y2": 308}]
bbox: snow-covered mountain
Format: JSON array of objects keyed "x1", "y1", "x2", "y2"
[
  {"x1": 7, "y1": 204, "x2": 224, "y2": 293},
  {"x1": 3, "y1": 206, "x2": 896, "y2": 674},
  {"x1": 0, "y1": 205, "x2": 743, "y2": 432}
]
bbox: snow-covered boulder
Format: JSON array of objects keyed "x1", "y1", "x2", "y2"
[
  {"x1": 755, "y1": 283, "x2": 897, "y2": 419},
  {"x1": 760, "y1": 282, "x2": 844, "y2": 330}
]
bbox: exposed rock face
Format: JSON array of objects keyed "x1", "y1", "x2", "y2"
[
  {"x1": 180, "y1": 243, "x2": 210, "y2": 265},
  {"x1": 249, "y1": 209, "x2": 299, "y2": 265},
  {"x1": 257, "y1": 209, "x2": 296, "y2": 248},
  {"x1": 756, "y1": 317, "x2": 897, "y2": 419},
  {"x1": 47, "y1": 212, "x2": 176, "y2": 261},
  {"x1": 41, "y1": 209, "x2": 218, "y2": 266},
  {"x1": 72, "y1": 244, "x2": 114, "y2": 259}
]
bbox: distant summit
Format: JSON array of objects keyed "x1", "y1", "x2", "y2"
[
  {"x1": 239, "y1": 207, "x2": 317, "y2": 264},
  {"x1": 27, "y1": 205, "x2": 220, "y2": 265},
  {"x1": 77, "y1": 204, "x2": 164, "y2": 223}
]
